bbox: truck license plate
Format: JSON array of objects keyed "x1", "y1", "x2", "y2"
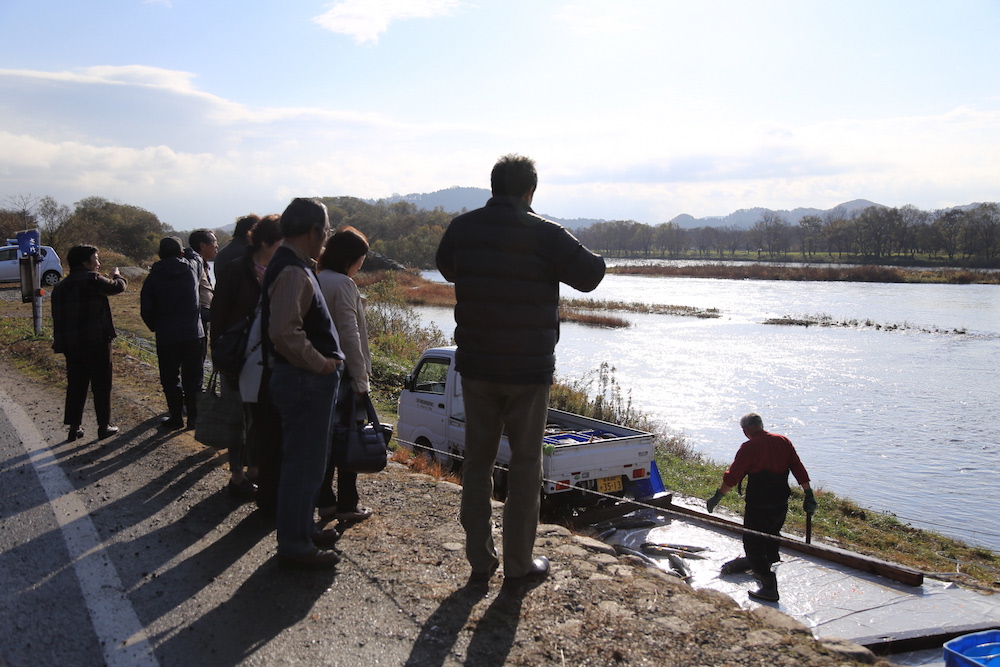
[{"x1": 597, "y1": 475, "x2": 623, "y2": 493}]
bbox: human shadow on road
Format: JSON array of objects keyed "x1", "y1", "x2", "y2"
[
  {"x1": 152, "y1": 556, "x2": 338, "y2": 664},
  {"x1": 404, "y1": 583, "x2": 488, "y2": 667},
  {"x1": 463, "y1": 588, "x2": 524, "y2": 667},
  {"x1": 124, "y1": 502, "x2": 274, "y2": 621}
]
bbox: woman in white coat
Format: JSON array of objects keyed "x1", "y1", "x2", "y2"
[{"x1": 316, "y1": 226, "x2": 374, "y2": 522}]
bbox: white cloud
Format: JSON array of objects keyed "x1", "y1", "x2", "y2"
[{"x1": 312, "y1": 0, "x2": 468, "y2": 44}]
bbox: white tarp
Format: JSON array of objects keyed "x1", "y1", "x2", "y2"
[{"x1": 600, "y1": 505, "x2": 1000, "y2": 667}]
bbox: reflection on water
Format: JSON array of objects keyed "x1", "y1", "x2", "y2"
[{"x1": 415, "y1": 272, "x2": 1000, "y2": 552}]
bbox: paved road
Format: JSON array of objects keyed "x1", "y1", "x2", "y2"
[{"x1": 0, "y1": 370, "x2": 425, "y2": 667}]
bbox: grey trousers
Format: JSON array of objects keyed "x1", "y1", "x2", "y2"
[{"x1": 460, "y1": 378, "x2": 550, "y2": 579}]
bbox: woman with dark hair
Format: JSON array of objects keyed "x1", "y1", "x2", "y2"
[
  {"x1": 316, "y1": 226, "x2": 374, "y2": 522},
  {"x1": 51, "y1": 245, "x2": 127, "y2": 441},
  {"x1": 211, "y1": 215, "x2": 283, "y2": 501}
]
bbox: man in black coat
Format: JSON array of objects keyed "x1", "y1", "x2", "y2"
[
  {"x1": 50, "y1": 245, "x2": 127, "y2": 441},
  {"x1": 141, "y1": 236, "x2": 204, "y2": 429},
  {"x1": 436, "y1": 154, "x2": 606, "y2": 590}
]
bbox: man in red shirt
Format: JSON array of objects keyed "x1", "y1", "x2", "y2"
[{"x1": 706, "y1": 413, "x2": 817, "y2": 602}]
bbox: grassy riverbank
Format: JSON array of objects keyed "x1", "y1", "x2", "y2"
[{"x1": 2, "y1": 274, "x2": 998, "y2": 589}]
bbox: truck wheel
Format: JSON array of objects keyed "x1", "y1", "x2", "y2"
[
  {"x1": 492, "y1": 468, "x2": 508, "y2": 502},
  {"x1": 414, "y1": 437, "x2": 433, "y2": 459}
]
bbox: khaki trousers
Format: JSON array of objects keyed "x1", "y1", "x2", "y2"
[{"x1": 460, "y1": 378, "x2": 550, "y2": 579}]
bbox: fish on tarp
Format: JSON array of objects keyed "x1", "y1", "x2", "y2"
[
  {"x1": 665, "y1": 552, "x2": 692, "y2": 581},
  {"x1": 640, "y1": 542, "x2": 709, "y2": 560},
  {"x1": 613, "y1": 544, "x2": 662, "y2": 568},
  {"x1": 595, "y1": 527, "x2": 617, "y2": 540},
  {"x1": 660, "y1": 543, "x2": 709, "y2": 553}
]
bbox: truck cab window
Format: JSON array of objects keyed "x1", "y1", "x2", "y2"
[{"x1": 412, "y1": 358, "x2": 449, "y2": 395}]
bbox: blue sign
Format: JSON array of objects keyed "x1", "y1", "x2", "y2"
[{"x1": 17, "y1": 230, "x2": 40, "y2": 255}]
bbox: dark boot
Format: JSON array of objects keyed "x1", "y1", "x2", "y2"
[
  {"x1": 161, "y1": 393, "x2": 185, "y2": 429},
  {"x1": 748, "y1": 570, "x2": 779, "y2": 602},
  {"x1": 185, "y1": 391, "x2": 200, "y2": 430}
]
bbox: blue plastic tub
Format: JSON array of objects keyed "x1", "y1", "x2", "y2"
[{"x1": 944, "y1": 630, "x2": 1000, "y2": 667}]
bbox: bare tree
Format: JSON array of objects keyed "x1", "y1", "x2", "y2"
[{"x1": 36, "y1": 196, "x2": 72, "y2": 246}]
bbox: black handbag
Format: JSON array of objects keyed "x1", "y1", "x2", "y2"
[
  {"x1": 194, "y1": 371, "x2": 245, "y2": 449},
  {"x1": 332, "y1": 394, "x2": 392, "y2": 474},
  {"x1": 212, "y1": 302, "x2": 259, "y2": 376}
]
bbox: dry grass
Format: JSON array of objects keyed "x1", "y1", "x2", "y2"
[
  {"x1": 610, "y1": 263, "x2": 1000, "y2": 284},
  {"x1": 561, "y1": 297, "x2": 721, "y2": 319},
  {"x1": 389, "y1": 447, "x2": 462, "y2": 485},
  {"x1": 559, "y1": 309, "x2": 630, "y2": 328}
]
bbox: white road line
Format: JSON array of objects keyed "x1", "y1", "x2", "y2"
[{"x1": 0, "y1": 388, "x2": 158, "y2": 667}]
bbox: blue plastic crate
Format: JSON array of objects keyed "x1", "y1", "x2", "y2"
[{"x1": 944, "y1": 630, "x2": 1000, "y2": 667}]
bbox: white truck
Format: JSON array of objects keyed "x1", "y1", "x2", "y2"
[{"x1": 396, "y1": 347, "x2": 656, "y2": 500}]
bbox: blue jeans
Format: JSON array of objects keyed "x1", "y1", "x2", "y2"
[{"x1": 269, "y1": 362, "x2": 340, "y2": 557}]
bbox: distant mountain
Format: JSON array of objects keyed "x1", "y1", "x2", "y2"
[
  {"x1": 370, "y1": 186, "x2": 489, "y2": 214},
  {"x1": 368, "y1": 186, "x2": 600, "y2": 229},
  {"x1": 669, "y1": 199, "x2": 881, "y2": 229}
]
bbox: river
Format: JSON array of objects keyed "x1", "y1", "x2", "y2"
[{"x1": 416, "y1": 267, "x2": 1000, "y2": 553}]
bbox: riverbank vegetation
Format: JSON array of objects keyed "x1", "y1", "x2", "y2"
[
  {"x1": 764, "y1": 314, "x2": 971, "y2": 335},
  {"x1": 610, "y1": 263, "x2": 1000, "y2": 284},
  {"x1": 1, "y1": 263, "x2": 997, "y2": 590}
]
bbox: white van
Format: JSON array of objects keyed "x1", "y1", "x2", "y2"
[{"x1": 397, "y1": 347, "x2": 656, "y2": 499}]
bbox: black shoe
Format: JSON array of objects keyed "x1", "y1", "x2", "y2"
[
  {"x1": 502, "y1": 556, "x2": 550, "y2": 591},
  {"x1": 227, "y1": 479, "x2": 258, "y2": 501},
  {"x1": 312, "y1": 528, "x2": 341, "y2": 550},
  {"x1": 748, "y1": 587, "x2": 780, "y2": 602},
  {"x1": 748, "y1": 571, "x2": 779, "y2": 602},
  {"x1": 720, "y1": 556, "x2": 752, "y2": 575},
  {"x1": 68, "y1": 426, "x2": 84, "y2": 442},
  {"x1": 97, "y1": 425, "x2": 119, "y2": 439},
  {"x1": 469, "y1": 561, "x2": 499, "y2": 584},
  {"x1": 278, "y1": 548, "x2": 340, "y2": 569},
  {"x1": 160, "y1": 415, "x2": 184, "y2": 429}
]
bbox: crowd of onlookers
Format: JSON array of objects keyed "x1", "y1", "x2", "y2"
[{"x1": 50, "y1": 199, "x2": 377, "y2": 569}]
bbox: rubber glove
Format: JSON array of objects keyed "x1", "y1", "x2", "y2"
[
  {"x1": 803, "y1": 489, "x2": 818, "y2": 514},
  {"x1": 706, "y1": 489, "x2": 725, "y2": 513}
]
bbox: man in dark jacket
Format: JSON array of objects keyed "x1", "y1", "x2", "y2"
[
  {"x1": 50, "y1": 245, "x2": 127, "y2": 441},
  {"x1": 141, "y1": 236, "x2": 204, "y2": 429},
  {"x1": 706, "y1": 412, "x2": 817, "y2": 602},
  {"x1": 214, "y1": 213, "x2": 259, "y2": 270},
  {"x1": 435, "y1": 154, "x2": 606, "y2": 590}
]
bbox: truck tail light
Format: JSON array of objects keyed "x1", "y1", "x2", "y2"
[
  {"x1": 555, "y1": 480, "x2": 571, "y2": 491},
  {"x1": 632, "y1": 468, "x2": 646, "y2": 479}
]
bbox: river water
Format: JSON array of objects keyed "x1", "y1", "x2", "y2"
[{"x1": 416, "y1": 267, "x2": 1000, "y2": 553}]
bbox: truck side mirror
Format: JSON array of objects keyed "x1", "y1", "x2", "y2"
[{"x1": 403, "y1": 374, "x2": 413, "y2": 391}]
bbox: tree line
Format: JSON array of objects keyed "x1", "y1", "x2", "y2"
[
  {"x1": 576, "y1": 203, "x2": 1000, "y2": 266},
  {"x1": 0, "y1": 194, "x2": 220, "y2": 265},
  {"x1": 5, "y1": 191, "x2": 998, "y2": 269}
]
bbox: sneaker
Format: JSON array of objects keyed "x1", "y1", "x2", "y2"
[
  {"x1": 97, "y1": 425, "x2": 119, "y2": 439},
  {"x1": 335, "y1": 506, "x2": 373, "y2": 522}
]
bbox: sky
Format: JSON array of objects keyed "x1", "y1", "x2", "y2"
[{"x1": 1, "y1": 0, "x2": 999, "y2": 231}]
